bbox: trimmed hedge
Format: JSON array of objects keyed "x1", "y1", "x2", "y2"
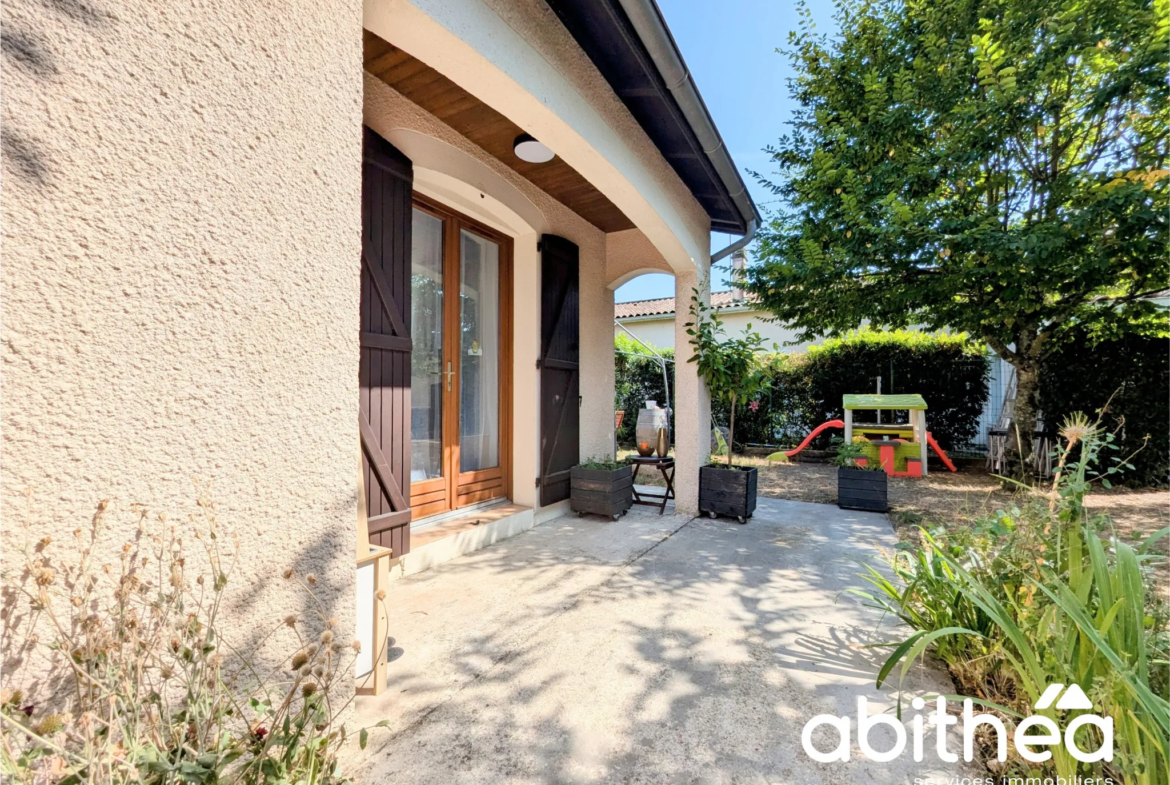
[
  {"x1": 715, "y1": 330, "x2": 990, "y2": 451},
  {"x1": 613, "y1": 325, "x2": 1168, "y2": 487},
  {"x1": 614, "y1": 329, "x2": 990, "y2": 452},
  {"x1": 1038, "y1": 327, "x2": 1169, "y2": 487}
]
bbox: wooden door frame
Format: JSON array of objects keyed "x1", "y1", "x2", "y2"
[{"x1": 409, "y1": 193, "x2": 513, "y2": 520}]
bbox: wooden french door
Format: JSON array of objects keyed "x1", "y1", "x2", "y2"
[{"x1": 408, "y1": 194, "x2": 512, "y2": 520}]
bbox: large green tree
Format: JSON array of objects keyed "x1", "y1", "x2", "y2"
[{"x1": 745, "y1": 0, "x2": 1168, "y2": 473}]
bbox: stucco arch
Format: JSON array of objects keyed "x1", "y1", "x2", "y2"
[
  {"x1": 608, "y1": 267, "x2": 672, "y2": 291},
  {"x1": 381, "y1": 128, "x2": 547, "y2": 238},
  {"x1": 606, "y1": 227, "x2": 674, "y2": 290}
]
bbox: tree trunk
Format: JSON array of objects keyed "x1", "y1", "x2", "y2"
[
  {"x1": 1010, "y1": 358, "x2": 1041, "y2": 483},
  {"x1": 727, "y1": 392, "x2": 736, "y2": 468},
  {"x1": 987, "y1": 327, "x2": 1047, "y2": 485}
]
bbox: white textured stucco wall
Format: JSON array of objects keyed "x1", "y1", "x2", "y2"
[
  {"x1": 617, "y1": 309, "x2": 822, "y2": 352},
  {"x1": 606, "y1": 228, "x2": 674, "y2": 289},
  {"x1": 2, "y1": 0, "x2": 363, "y2": 693},
  {"x1": 671, "y1": 271, "x2": 711, "y2": 516}
]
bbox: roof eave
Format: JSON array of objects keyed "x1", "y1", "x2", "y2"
[{"x1": 543, "y1": 0, "x2": 759, "y2": 236}]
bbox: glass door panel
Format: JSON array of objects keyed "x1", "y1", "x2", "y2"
[
  {"x1": 410, "y1": 208, "x2": 445, "y2": 483},
  {"x1": 458, "y1": 230, "x2": 500, "y2": 473},
  {"x1": 408, "y1": 196, "x2": 509, "y2": 522}
]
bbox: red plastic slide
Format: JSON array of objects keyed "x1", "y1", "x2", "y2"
[
  {"x1": 783, "y1": 419, "x2": 957, "y2": 473},
  {"x1": 784, "y1": 419, "x2": 844, "y2": 457},
  {"x1": 926, "y1": 432, "x2": 958, "y2": 472}
]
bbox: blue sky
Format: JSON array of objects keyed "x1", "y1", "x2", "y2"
[{"x1": 614, "y1": 0, "x2": 836, "y2": 303}]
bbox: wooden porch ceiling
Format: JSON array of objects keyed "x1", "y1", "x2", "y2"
[{"x1": 363, "y1": 30, "x2": 635, "y2": 233}]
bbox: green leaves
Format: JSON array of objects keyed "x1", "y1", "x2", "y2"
[
  {"x1": 857, "y1": 425, "x2": 1170, "y2": 783},
  {"x1": 685, "y1": 287, "x2": 773, "y2": 407},
  {"x1": 746, "y1": 0, "x2": 1169, "y2": 378},
  {"x1": 686, "y1": 286, "x2": 775, "y2": 462}
]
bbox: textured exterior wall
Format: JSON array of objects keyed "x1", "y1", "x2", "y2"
[
  {"x1": 578, "y1": 241, "x2": 617, "y2": 463},
  {"x1": 1, "y1": 0, "x2": 363, "y2": 691},
  {"x1": 363, "y1": 74, "x2": 616, "y2": 487},
  {"x1": 671, "y1": 271, "x2": 711, "y2": 516},
  {"x1": 606, "y1": 228, "x2": 673, "y2": 290}
]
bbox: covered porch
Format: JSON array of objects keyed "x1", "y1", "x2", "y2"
[
  {"x1": 356, "y1": 0, "x2": 759, "y2": 575},
  {"x1": 353, "y1": 0, "x2": 759, "y2": 702}
]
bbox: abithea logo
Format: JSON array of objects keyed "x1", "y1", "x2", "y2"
[{"x1": 801, "y1": 684, "x2": 1112, "y2": 764}]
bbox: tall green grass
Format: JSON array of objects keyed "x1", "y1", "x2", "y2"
[{"x1": 855, "y1": 416, "x2": 1169, "y2": 783}]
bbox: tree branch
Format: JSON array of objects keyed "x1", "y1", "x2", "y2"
[{"x1": 985, "y1": 336, "x2": 1019, "y2": 363}]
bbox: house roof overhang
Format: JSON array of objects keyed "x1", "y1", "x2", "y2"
[{"x1": 544, "y1": 0, "x2": 759, "y2": 236}]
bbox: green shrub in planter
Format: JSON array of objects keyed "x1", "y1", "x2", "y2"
[
  {"x1": 571, "y1": 457, "x2": 633, "y2": 519},
  {"x1": 686, "y1": 284, "x2": 773, "y2": 522},
  {"x1": 698, "y1": 464, "x2": 757, "y2": 522}
]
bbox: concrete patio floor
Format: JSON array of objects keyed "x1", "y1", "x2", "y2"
[{"x1": 353, "y1": 497, "x2": 980, "y2": 784}]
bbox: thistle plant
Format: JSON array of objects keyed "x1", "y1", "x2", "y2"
[{"x1": 0, "y1": 490, "x2": 391, "y2": 784}]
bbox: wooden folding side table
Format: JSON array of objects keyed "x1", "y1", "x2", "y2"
[{"x1": 629, "y1": 456, "x2": 675, "y2": 515}]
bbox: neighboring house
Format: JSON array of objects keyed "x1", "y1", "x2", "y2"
[
  {"x1": 2, "y1": 0, "x2": 757, "y2": 695},
  {"x1": 616, "y1": 290, "x2": 820, "y2": 352},
  {"x1": 616, "y1": 250, "x2": 820, "y2": 351}
]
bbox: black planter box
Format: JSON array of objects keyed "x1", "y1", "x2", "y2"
[
  {"x1": 571, "y1": 465, "x2": 634, "y2": 519},
  {"x1": 837, "y1": 466, "x2": 889, "y2": 512},
  {"x1": 699, "y1": 465, "x2": 758, "y2": 523}
]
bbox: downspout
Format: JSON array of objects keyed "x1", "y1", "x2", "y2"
[{"x1": 710, "y1": 218, "x2": 757, "y2": 264}]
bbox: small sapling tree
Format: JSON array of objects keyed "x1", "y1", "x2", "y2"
[{"x1": 685, "y1": 286, "x2": 773, "y2": 467}]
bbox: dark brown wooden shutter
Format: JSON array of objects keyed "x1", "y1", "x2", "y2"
[
  {"x1": 539, "y1": 234, "x2": 580, "y2": 506},
  {"x1": 361, "y1": 126, "x2": 413, "y2": 555}
]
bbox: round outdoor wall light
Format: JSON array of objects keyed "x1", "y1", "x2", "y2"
[{"x1": 513, "y1": 133, "x2": 555, "y2": 163}]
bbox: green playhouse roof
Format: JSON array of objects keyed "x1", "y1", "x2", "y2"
[{"x1": 842, "y1": 394, "x2": 928, "y2": 410}]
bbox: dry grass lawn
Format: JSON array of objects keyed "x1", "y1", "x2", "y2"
[
  {"x1": 622, "y1": 450, "x2": 1167, "y2": 544},
  {"x1": 758, "y1": 459, "x2": 1167, "y2": 541}
]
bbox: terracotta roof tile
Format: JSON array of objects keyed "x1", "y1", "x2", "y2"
[{"x1": 614, "y1": 290, "x2": 754, "y2": 319}]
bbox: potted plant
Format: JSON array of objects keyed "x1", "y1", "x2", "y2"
[
  {"x1": 686, "y1": 286, "x2": 773, "y2": 523},
  {"x1": 571, "y1": 457, "x2": 634, "y2": 519},
  {"x1": 834, "y1": 438, "x2": 889, "y2": 512}
]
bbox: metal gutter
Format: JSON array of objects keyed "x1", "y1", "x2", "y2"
[
  {"x1": 614, "y1": 0, "x2": 760, "y2": 257},
  {"x1": 709, "y1": 218, "x2": 757, "y2": 263}
]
